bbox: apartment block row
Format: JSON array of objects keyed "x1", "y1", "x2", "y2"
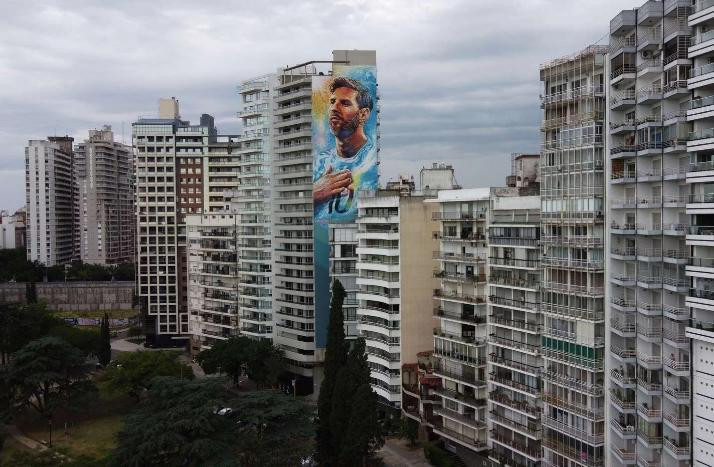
[{"x1": 25, "y1": 126, "x2": 134, "y2": 267}]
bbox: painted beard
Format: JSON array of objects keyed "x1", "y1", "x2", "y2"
[{"x1": 330, "y1": 113, "x2": 361, "y2": 140}]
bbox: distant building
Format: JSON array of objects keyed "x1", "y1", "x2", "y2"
[
  {"x1": 0, "y1": 208, "x2": 26, "y2": 250},
  {"x1": 25, "y1": 136, "x2": 79, "y2": 266},
  {"x1": 420, "y1": 163, "x2": 460, "y2": 195},
  {"x1": 75, "y1": 126, "x2": 134, "y2": 264},
  {"x1": 505, "y1": 153, "x2": 540, "y2": 193}
]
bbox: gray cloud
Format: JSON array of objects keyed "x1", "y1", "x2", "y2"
[{"x1": 0, "y1": 0, "x2": 625, "y2": 211}]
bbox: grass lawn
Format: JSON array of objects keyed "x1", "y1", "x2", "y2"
[
  {"x1": 0, "y1": 437, "x2": 32, "y2": 464},
  {"x1": 51, "y1": 309, "x2": 138, "y2": 320},
  {"x1": 12, "y1": 387, "x2": 133, "y2": 463}
]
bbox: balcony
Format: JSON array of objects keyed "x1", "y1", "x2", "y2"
[
  {"x1": 489, "y1": 390, "x2": 540, "y2": 417},
  {"x1": 610, "y1": 445, "x2": 636, "y2": 463},
  {"x1": 610, "y1": 418, "x2": 636, "y2": 440},
  {"x1": 610, "y1": 89, "x2": 636, "y2": 110},
  {"x1": 611, "y1": 222, "x2": 636, "y2": 234},
  {"x1": 489, "y1": 316, "x2": 540, "y2": 333},
  {"x1": 433, "y1": 251, "x2": 486, "y2": 263},
  {"x1": 663, "y1": 356, "x2": 690, "y2": 373},
  {"x1": 636, "y1": 59, "x2": 662, "y2": 76},
  {"x1": 664, "y1": 384, "x2": 690, "y2": 401},
  {"x1": 432, "y1": 425, "x2": 487, "y2": 451},
  {"x1": 610, "y1": 368, "x2": 636, "y2": 387},
  {"x1": 489, "y1": 295, "x2": 539, "y2": 312},
  {"x1": 488, "y1": 334, "x2": 540, "y2": 355},
  {"x1": 542, "y1": 436, "x2": 604, "y2": 467},
  {"x1": 489, "y1": 372, "x2": 540, "y2": 396},
  {"x1": 435, "y1": 387, "x2": 485, "y2": 409},
  {"x1": 663, "y1": 437, "x2": 691, "y2": 458},
  {"x1": 490, "y1": 430, "x2": 541, "y2": 461},
  {"x1": 434, "y1": 270, "x2": 486, "y2": 284},
  {"x1": 433, "y1": 328, "x2": 486, "y2": 347},
  {"x1": 542, "y1": 368, "x2": 602, "y2": 395},
  {"x1": 610, "y1": 65, "x2": 637, "y2": 84},
  {"x1": 610, "y1": 318, "x2": 636, "y2": 336},
  {"x1": 542, "y1": 393, "x2": 604, "y2": 420},
  {"x1": 611, "y1": 344, "x2": 636, "y2": 362},
  {"x1": 610, "y1": 389, "x2": 636, "y2": 412},
  {"x1": 689, "y1": 128, "x2": 714, "y2": 152},
  {"x1": 488, "y1": 274, "x2": 539, "y2": 290},
  {"x1": 434, "y1": 406, "x2": 486, "y2": 430},
  {"x1": 434, "y1": 307, "x2": 485, "y2": 325},
  {"x1": 610, "y1": 144, "x2": 637, "y2": 158},
  {"x1": 433, "y1": 288, "x2": 485, "y2": 305},
  {"x1": 488, "y1": 257, "x2": 539, "y2": 269},
  {"x1": 490, "y1": 410, "x2": 541, "y2": 440}
]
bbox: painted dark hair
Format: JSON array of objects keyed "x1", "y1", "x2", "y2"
[{"x1": 330, "y1": 77, "x2": 373, "y2": 111}]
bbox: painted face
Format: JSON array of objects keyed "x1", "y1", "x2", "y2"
[{"x1": 329, "y1": 87, "x2": 362, "y2": 139}]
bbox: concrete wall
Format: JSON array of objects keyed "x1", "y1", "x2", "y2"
[
  {"x1": 400, "y1": 196, "x2": 440, "y2": 367},
  {"x1": 0, "y1": 281, "x2": 135, "y2": 311}
]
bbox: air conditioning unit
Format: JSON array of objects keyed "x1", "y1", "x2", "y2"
[{"x1": 642, "y1": 50, "x2": 651, "y2": 59}]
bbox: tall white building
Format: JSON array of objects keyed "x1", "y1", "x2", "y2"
[
  {"x1": 186, "y1": 213, "x2": 239, "y2": 349},
  {"x1": 355, "y1": 188, "x2": 438, "y2": 410},
  {"x1": 606, "y1": 2, "x2": 693, "y2": 466},
  {"x1": 431, "y1": 189, "x2": 492, "y2": 454},
  {"x1": 487, "y1": 191, "x2": 542, "y2": 467},
  {"x1": 25, "y1": 136, "x2": 78, "y2": 266},
  {"x1": 235, "y1": 75, "x2": 274, "y2": 340},
  {"x1": 75, "y1": 126, "x2": 134, "y2": 265},
  {"x1": 540, "y1": 46, "x2": 607, "y2": 467}
]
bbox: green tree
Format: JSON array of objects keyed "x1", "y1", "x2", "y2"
[
  {"x1": 26, "y1": 281, "x2": 38, "y2": 303},
  {"x1": 6, "y1": 337, "x2": 96, "y2": 420},
  {"x1": 0, "y1": 303, "x2": 57, "y2": 364},
  {"x1": 98, "y1": 350, "x2": 193, "y2": 401},
  {"x1": 232, "y1": 391, "x2": 315, "y2": 466},
  {"x1": 316, "y1": 279, "x2": 348, "y2": 463},
  {"x1": 112, "y1": 377, "x2": 315, "y2": 467},
  {"x1": 46, "y1": 324, "x2": 100, "y2": 358},
  {"x1": 331, "y1": 339, "x2": 383, "y2": 466},
  {"x1": 244, "y1": 338, "x2": 285, "y2": 389},
  {"x1": 196, "y1": 336, "x2": 284, "y2": 388},
  {"x1": 112, "y1": 377, "x2": 236, "y2": 466},
  {"x1": 98, "y1": 312, "x2": 111, "y2": 365},
  {"x1": 398, "y1": 416, "x2": 419, "y2": 446}
]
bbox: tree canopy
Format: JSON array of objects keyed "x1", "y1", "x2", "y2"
[
  {"x1": 112, "y1": 377, "x2": 314, "y2": 467},
  {"x1": 98, "y1": 350, "x2": 193, "y2": 401},
  {"x1": 196, "y1": 336, "x2": 284, "y2": 388},
  {"x1": 316, "y1": 279, "x2": 383, "y2": 465},
  {"x1": 0, "y1": 249, "x2": 134, "y2": 283},
  {"x1": 6, "y1": 337, "x2": 96, "y2": 417}
]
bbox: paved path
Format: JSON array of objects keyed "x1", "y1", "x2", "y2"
[
  {"x1": 379, "y1": 438, "x2": 430, "y2": 467},
  {"x1": 3, "y1": 425, "x2": 47, "y2": 452},
  {"x1": 110, "y1": 338, "x2": 160, "y2": 353}
]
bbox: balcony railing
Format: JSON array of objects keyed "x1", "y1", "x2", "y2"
[
  {"x1": 433, "y1": 289, "x2": 485, "y2": 304},
  {"x1": 695, "y1": 0, "x2": 714, "y2": 12},
  {"x1": 489, "y1": 316, "x2": 540, "y2": 332},
  {"x1": 542, "y1": 416, "x2": 602, "y2": 445},
  {"x1": 661, "y1": 412, "x2": 689, "y2": 431},
  {"x1": 663, "y1": 356, "x2": 690, "y2": 372},
  {"x1": 489, "y1": 390, "x2": 540, "y2": 417},
  {"x1": 542, "y1": 369, "x2": 602, "y2": 395},
  {"x1": 490, "y1": 430, "x2": 541, "y2": 459},
  {"x1": 692, "y1": 28, "x2": 714, "y2": 46},
  {"x1": 542, "y1": 436, "x2": 604, "y2": 467},
  {"x1": 489, "y1": 295, "x2": 539, "y2": 311},
  {"x1": 610, "y1": 368, "x2": 636, "y2": 386},
  {"x1": 664, "y1": 385, "x2": 690, "y2": 400},
  {"x1": 664, "y1": 438, "x2": 691, "y2": 457},
  {"x1": 610, "y1": 389, "x2": 636, "y2": 410},
  {"x1": 489, "y1": 372, "x2": 540, "y2": 396}
]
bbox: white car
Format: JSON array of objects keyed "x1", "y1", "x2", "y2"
[{"x1": 215, "y1": 407, "x2": 233, "y2": 416}]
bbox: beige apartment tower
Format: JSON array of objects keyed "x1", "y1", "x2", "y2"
[{"x1": 75, "y1": 126, "x2": 134, "y2": 265}]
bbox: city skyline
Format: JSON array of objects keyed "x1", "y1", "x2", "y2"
[{"x1": 0, "y1": 0, "x2": 627, "y2": 212}]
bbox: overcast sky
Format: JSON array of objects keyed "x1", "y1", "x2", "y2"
[{"x1": 0, "y1": 0, "x2": 626, "y2": 212}]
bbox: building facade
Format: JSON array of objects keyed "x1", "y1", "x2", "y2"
[
  {"x1": 0, "y1": 209, "x2": 26, "y2": 250},
  {"x1": 487, "y1": 191, "x2": 542, "y2": 467},
  {"x1": 606, "y1": 2, "x2": 694, "y2": 466},
  {"x1": 540, "y1": 46, "x2": 607, "y2": 467},
  {"x1": 75, "y1": 126, "x2": 134, "y2": 265},
  {"x1": 431, "y1": 188, "x2": 492, "y2": 454},
  {"x1": 186, "y1": 213, "x2": 239, "y2": 350},
  {"x1": 25, "y1": 137, "x2": 78, "y2": 266},
  {"x1": 355, "y1": 188, "x2": 439, "y2": 410}
]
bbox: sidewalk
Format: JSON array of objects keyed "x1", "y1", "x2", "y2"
[{"x1": 379, "y1": 438, "x2": 431, "y2": 467}]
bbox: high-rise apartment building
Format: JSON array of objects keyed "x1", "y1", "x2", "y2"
[
  {"x1": 234, "y1": 75, "x2": 274, "y2": 341},
  {"x1": 25, "y1": 136, "x2": 78, "y2": 266},
  {"x1": 430, "y1": 189, "x2": 491, "y2": 454},
  {"x1": 75, "y1": 126, "x2": 134, "y2": 265},
  {"x1": 355, "y1": 188, "x2": 439, "y2": 410},
  {"x1": 186, "y1": 213, "x2": 239, "y2": 350},
  {"x1": 133, "y1": 99, "x2": 237, "y2": 345},
  {"x1": 606, "y1": 2, "x2": 693, "y2": 466},
  {"x1": 487, "y1": 191, "x2": 542, "y2": 467},
  {"x1": 684, "y1": 2, "x2": 714, "y2": 465},
  {"x1": 540, "y1": 46, "x2": 607, "y2": 467}
]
